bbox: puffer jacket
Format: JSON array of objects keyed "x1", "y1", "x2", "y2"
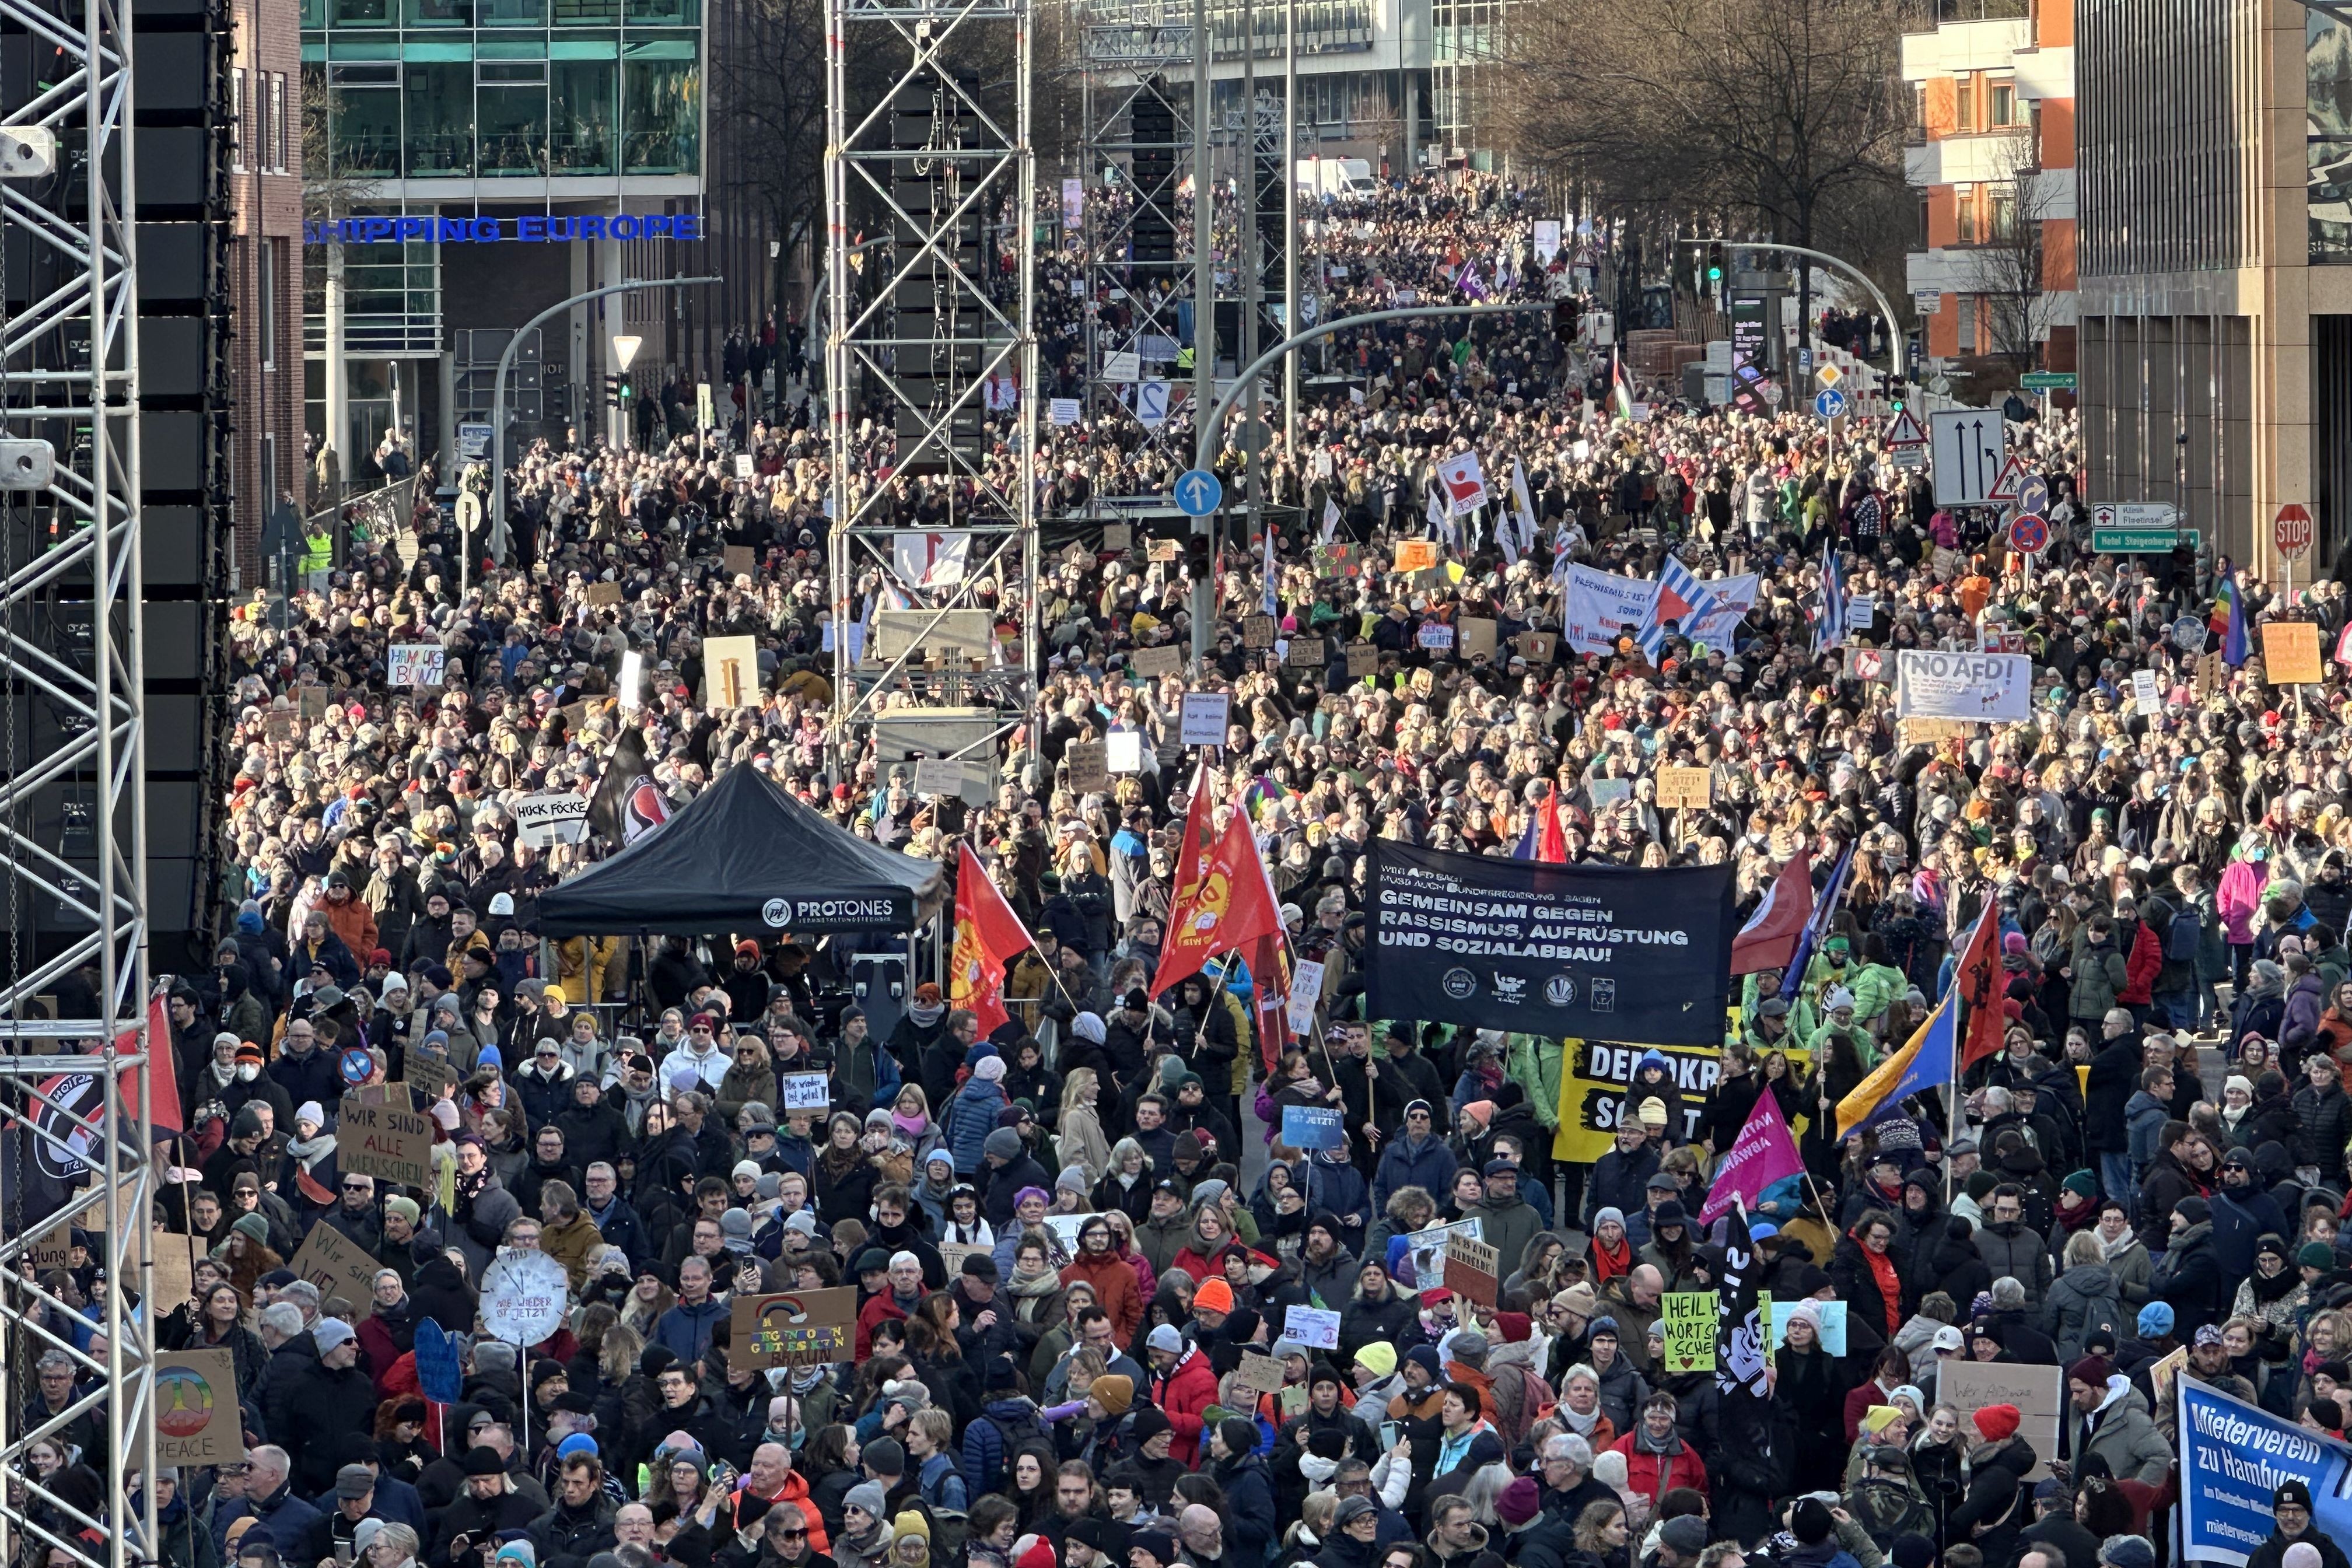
[
  {"x1": 943, "y1": 1076, "x2": 1010, "y2": 1175},
  {"x1": 1973, "y1": 1219, "x2": 2054, "y2": 1308}
]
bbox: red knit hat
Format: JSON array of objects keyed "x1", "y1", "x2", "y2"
[{"x1": 1974, "y1": 1403, "x2": 2021, "y2": 1443}]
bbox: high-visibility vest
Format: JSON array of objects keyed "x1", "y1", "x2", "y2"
[{"x1": 300, "y1": 529, "x2": 334, "y2": 574}]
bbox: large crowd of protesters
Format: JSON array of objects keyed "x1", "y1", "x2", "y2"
[{"x1": 42, "y1": 167, "x2": 2352, "y2": 1568}]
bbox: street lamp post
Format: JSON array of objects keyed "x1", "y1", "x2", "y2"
[
  {"x1": 1679, "y1": 239, "x2": 1909, "y2": 383},
  {"x1": 1188, "y1": 299, "x2": 1550, "y2": 665},
  {"x1": 482, "y1": 275, "x2": 720, "y2": 593}
]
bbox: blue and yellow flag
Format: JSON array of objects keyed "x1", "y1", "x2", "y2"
[{"x1": 1835, "y1": 986, "x2": 1955, "y2": 1141}]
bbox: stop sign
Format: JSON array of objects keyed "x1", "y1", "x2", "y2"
[{"x1": 2276, "y1": 501, "x2": 2315, "y2": 561}]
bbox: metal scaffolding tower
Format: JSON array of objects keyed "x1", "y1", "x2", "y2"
[
  {"x1": 825, "y1": 0, "x2": 1041, "y2": 772},
  {"x1": 0, "y1": 0, "x2": 158, "y2": 1559},
  {"x1": 1076, "y1": 0, "x2": 1194, "y2": 456}
]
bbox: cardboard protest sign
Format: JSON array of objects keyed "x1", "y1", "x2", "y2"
[
  {"x1": 1938, "y1": 1359, "x2": 2062, "y2": 1479},
  {"x1": 1102, "y1": 524, "x2": 1133, "y2": 552},
  {"x1": 156, "y1": 1350, "x2": 246, "y2": 1466},
  {"x1": 702, "y1": 634, "x2": 761, "y2": 708},
  {"x1": 1394, "y1": 540, "x2": 1438, "y2": 573},
  {"x1": 1286, "y1": 634, "x2": 1326, "y2": 668},
  {"x1": 1179, "y1": 692, "x2": 1229, "y2": 745},
  {"x1": 1518, "y1": 631, "x2": 1558, "y2": 663},
  {"x1": 1402, "y1": 1218, "x2": 1483, "y2": 1296},
  {"x1": 733, "y1": 1287, "x2": 859, "y2": 1367},
  {"x1": 1459, "y1": 619, "x2": 1497, "y2": 661},
  {"x1": 1065, "y1": 740, "x2": 1110, "y2": 793},
  {"x1": 1233, "y1": 1352, "x2": 1289, "y2": 1394},
  {"x1": 288, "y1": 1221, "x2": 384, "y2": 1307},
  {"x1": 584, "y1": 581, "x2": 623, "y2": 606},
  {"x1": 1131, "y1": 644, "x2": 1182, "y2": 678},
  {"x1": 1241, "y1": 615, "x2": 1276, "y2": 649},
  {"x1": 1442, "y1": 1234, "x2": 1500, "y2": 1306},
  {"x1": 722, "y1": 545, "x2": 757, "y2": 577},
  {"x1": 405, "y1": 1055, "x2": 460, "y2": 1102},
  {"x1": 1345, "y1": 644, "x2": 1378, "y2": 678},
  {"x1": 1656, "y1": 767, "x2": 1713, "y2": 810},
  {"x1": 336, "y1": 1098, "x2": 434, "y2": 1188}
]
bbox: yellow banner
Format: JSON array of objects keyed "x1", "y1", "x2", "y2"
[{"x1": 1551, "y1": 1037, "x2": 1815, "y2": 1165}]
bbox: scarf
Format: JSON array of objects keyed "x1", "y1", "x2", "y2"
[
  {"x1": 373, "y1": 1293, "x2": 418, "y2": 1353},
  {"x1": 892, "y1": 1112, "x2": 929, "y2": 1138},
  {"x1": 1854, "y1": 1234, "x2": 1902, "y2": 1335},
  {"x1": 1557, "y1": 1402, "x2": 1600, "y2": 1437},
  {"x1": 1009, "y1": 1263, "x2": 1060, "y2": 1298},
  {"x1": 905, "y1": 1001, "x2": 946, "y2": 1028},
  {"x1": 286, "y1": 1131, "x2": 337, "y2": 1172},
  {"x1": 1634, "y1": 1422, "x2": 1684, "y2": 1457},
  {"x1": 2094, "y1": 1227, "x2": 2137, "y2": 1264},
  {"x1": 1590, "y1": 1235, "x2": 1632, "y2": 1283}
]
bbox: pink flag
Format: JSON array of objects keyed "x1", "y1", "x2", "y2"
[{"x1": 1699, "y1": 1087, "x2": 1804, "y2": 1226}]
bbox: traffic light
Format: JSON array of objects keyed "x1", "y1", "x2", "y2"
[
  {"x1": 1552, "y1": 299, "x2": 1581, "y2": 342},
  {"x1": 1183, "y1": 531, "x2": 1212, "y2": 578},
  {"x1": 1706, "y1": 243, "x2": 1724, "y2": 285},
  {"x1": 1886, "y1": 376, "x2": 1906, "y2": 412},
  {"x1": 604, "y1": 373, "x2": 632, "y2": 408}
]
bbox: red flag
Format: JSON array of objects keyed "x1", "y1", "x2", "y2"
[
  {"x1": 121, "y1": 993, "x2": 183, "y2": 1138},
  {"x1": 1153, "y1": 806, "x2": 1283, "y2": 996},
  {"x1": 1535, "y1": 789, "x2": 1568, "y2": 864},
  {"x1": 1954, "y1": 898, "x2": 2006, "y2": 1068},
  {"x1": 1245, "y1": 932, "x2": 1292, "y2": 1073},
  {"x1": 950, "y1": 843, "x2": 1031, "y2": 1039},
  {"x1": 1730, "y1": 854, "x2": 1812, "y2": 976}
]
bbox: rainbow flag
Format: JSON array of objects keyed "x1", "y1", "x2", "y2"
[{"x1": 2211, "y1": 573, "x2": 2248, "y2": 667}]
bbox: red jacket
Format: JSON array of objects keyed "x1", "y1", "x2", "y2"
[
  {"x1": 856, "y1": 1290, "x2": 911, "y2": 1359},
  {"x1": 2120, "y1": 919, "x2": 2162, "y2": 1006},
  {"x1": 1149, "y1": 1344, "x2": 1219, "y2": 1468},
  {"x1": 1610, "y1": 1431, "x2": 1709, "y2": 1505},
  {"x1": 1060, "y1": 1251, "x2": 1144, "y2": 1349},
  {"x1": 737, "y1": 1472, "x2": 828, "y2": 1555}
]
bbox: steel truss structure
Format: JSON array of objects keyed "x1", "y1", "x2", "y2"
[
  {"x1": 0, "y1": 0, "x2": 158, "y2": 1560},
  {"x1": 825, "y1": 0, "x2": 1042, "y2": 772},
  {"x1": 1077, "y1": 0, "x2": 1192, "y2": 460}
]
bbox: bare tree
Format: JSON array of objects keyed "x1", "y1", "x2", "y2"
[
  {"x1": 712, "y1": 0, "x2": 828, "y2": 311},
  {"x1": 1954, "y1": 140, "x2": 2058, "y2": 373},
  {"x1": 1496, "y1": 0, "x2": 1915, "y2": 351}
]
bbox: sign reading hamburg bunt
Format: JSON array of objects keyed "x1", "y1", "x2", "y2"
[{"x1": 306, "y1": 212, "x2": 707, "y2": 245}]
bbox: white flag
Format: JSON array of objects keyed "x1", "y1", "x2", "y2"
[
  {"x1": 1436, "y1": 450, "x2": 1491, "y2": 514},
  {"x1": 1426, "y1": 487, "x2": 1455, "y2": 548},
  {"x1": 1321, "y1": 495, "x2": 1342, "y2": 545},
  {"x1": 891, "y1": 530, "x2": 971, "y2": 588},
  {"x1": 1511, "y1": 459, "x2": 1538, "y2": 552}
]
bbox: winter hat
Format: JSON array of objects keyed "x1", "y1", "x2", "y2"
[
  {"x1": 1891, "y1": 1538, "x2": 1936, "y2": 1568},
  {"x1": 1090, "y1": 1375, "x2": 1134, "y2": 1415},
  {"x1": 985, "y1": 1355, "x2": 1020, "y2": 1392},
  {"x1": 384, "y1": 1195, "x2": 421, "y2": 1224},
  {"x1": 2068, "y1": 1356, "x2": 2114, "y2": 1387},
  {"x1": 1790, "y1": 1499, "x2": 1835, "y2": 1546},
  {"x1": 2277, "y1": 1480, "x2": 2316, "y2": 1511},
  {"x1": 2304, "y1": 1242, "x2": 2338, "y2": 1270},
  {"x1": 314, "y1": 1318, "x2": 356, "y2": 1353},
  {"x1": 983, "y1": 1128, "x2": 1024, "y2": 1161},
  {"x1": 1332, "y1": 1497, "x2": 1378, "y2": 1528},
  {"x1": 1973, "y1": 1404, "x2": 2021, "y2": 1443},
  {"x1": 1659, "y1": 1517, "x2": 1710, "y2": 1557},
  {"x1": 1129, "y1": 1406, "x2": 1172, "y2": 1444},
  {"x1": 2225, "y1": 1074, "x2": 2254, "y2": 1100},
  {"x1": 2136, "y1": 1301, "x2": 2175, "y2": 1337},
  {"x1": 1496, "y1": 1476, "x2": 1543, "y2": 1528},
  {"x1": 296, "y1": 1101, "x2": 326, "y2": 1130},
  {"x1": 1355, "y1": 1343, "x2": 1398, "y2": 1377},
  {"x1": 1406, "y1": 1344, "x2": 1443, "y2": 1379},
  {"x1": 1592, "y1": 1206, "x2": 1626, "y2": 1232},
  {"x1": 1146, "y1": 1324, "x2": 1185, "y2": 1354},
  {"x1": 1015, "y1": 1536, "x2": 1056, "y2": 1568},
  {"x1": 1193, "y1": 1278, "x2": 1236, "y2": 1314},
  {"x1": 845, "y1": 1481, "x2": 889, "y2": 1520},
  {"x1": 2176, "y1": 1196, "x2": 2211, "y2": 1226},
  {"x1": 862, "y1": 1437, "x2": 906, "y2": 1477},
  {"x1": 2099, "y1": 1539, "x2": 2156, "y2": 1568},
  {"x1": 975, "y1": 1055, "x2": 1007, "y2": 1082}
]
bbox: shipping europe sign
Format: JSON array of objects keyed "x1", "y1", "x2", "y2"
[
  {"x1": 306, "y1": 212, "x2": 706, "y2": 245},
  {"x1": 1365, "y1": 840, "x2": 1733, "y2": 1044}
]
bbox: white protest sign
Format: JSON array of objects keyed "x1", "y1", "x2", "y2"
[
  {"x1": 1284, "y1": 1304, "x2": 1342, "y2": 1349},
  {"x1": 1285, "y1": 958, "x2": 1325, "y2": 1035},
  {"x1": 1105, "y1": 730, "x2": 1144, "y2": 773},
  {"x1": 1894, "y1": 649, "x2": 2033, "y2": 724},
  {"x1": 1049, "y1": 398, "x2": 1082, "y2": 426},
  {"x1": 1417, "y1": 622, "x2": 1455, "y2": 650},
  {"x1": 1180, "y1": 692, "x2": 1229, "y2": 747},
  {"x1": 734, "y1": 453, "x2": 755, "y2": 480},
  {"x1": 388, "y1": 643, "x2": 446, "y2": 688},
  {"x1": 1561, "y1": 564, "x2": 1664, "y2": 656},
  {"x1": 2133, "y1": 668, "x2": 2162, "y2": 718},
  {"x1": 512, "y1": 790, "x2": 591, "y2": 848},
  {"x1": 780, "y1": 1072, "x2": 830, "y2": 1112},
  {"x1": 618, "y1": 650, "x2": 644, "y2": 710},
  {"x1": 480, "y1": 1248, "x2": 569, "y2": 1346}
]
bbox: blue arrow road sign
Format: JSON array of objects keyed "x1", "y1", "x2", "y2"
[
  {"x1": 1814, "y1": 388, "x2": 1847, "y2": 420},
  {"x1": 2016, "y1": 474, "x2": 2050, "y2": 517},
  {"x1": 1174, "y1": 468, "x2": 1223, "y2": 516}
]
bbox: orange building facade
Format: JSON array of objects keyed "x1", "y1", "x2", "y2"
[{"x1": 1901, "y1": 0, "x2": 2076, "y2": 374}]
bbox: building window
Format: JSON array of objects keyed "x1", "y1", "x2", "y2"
[
  {"x1": 1990, "y1": 81, "x2": 2015, "y2": 128},
  {"x1": 1955, "y1": 182, "x2": 1977, "y2": 243},
  {"x1": 232, "y1": 67, "x2": 246, "y2": 171},
  {"x1": 1952, "y1": 74, "x2": 1975, "y2": 134},
  {"x1": 1958, "y1": 299, "x2": 1977, "y2": 353},
  {"x1": 259, "y1": 238, "x2": 277, "y2": 369},
  {"x1": 270, "y1": 74, "x2": 288, "y2": 171},
  {"x1": 1990, "y1": 184, "x2": 2014, "y2": 240}
]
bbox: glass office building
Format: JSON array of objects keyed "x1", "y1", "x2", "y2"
[{"x1": 302, "y1": 0, "x2": 705, "y2": 478}]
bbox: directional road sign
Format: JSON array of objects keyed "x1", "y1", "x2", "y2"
[
  {"x1": 2016, "y1": 474, "x2": 2050, "y2": 517},
  {"x1": 1173, "y1": 469, "x2": 1223, "y2": 516},
  {"x1": 1930, "y1": 409, "x2": 2007, "y2": 508},
  {"x1": 1814, "y1": 388, "x2": 1848, "y2": 420},
  {"x1": 2020, "y1": 372, "x2": 2077, "y2": 391}
]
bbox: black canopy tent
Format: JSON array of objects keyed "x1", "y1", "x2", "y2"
[{"x1": 537, "y1": 764, "x2": 946, "y2": 937}]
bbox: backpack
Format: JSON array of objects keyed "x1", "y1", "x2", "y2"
[
  {"x1": 984, "y1": 1406, "x2": 1051, "y2": 1472},
  {"x1": 2167, "y1": 904, "x2": 2202, "y2": 963}
]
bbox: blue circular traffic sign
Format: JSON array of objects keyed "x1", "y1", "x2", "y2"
[
  {"x1": 2008, "y1": 513, "x2": 2049, "y2": 555},
  {"x1": 1173, "y1": 469, "x2": 1223, "y2": 517},
  {"x1": 1814, "y1": 388, "x2": 1848, "y2": 420},
  {"x1": 2017, "y1": 474, "x2": 2050, "y2": 516}
]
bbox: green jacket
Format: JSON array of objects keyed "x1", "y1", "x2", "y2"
[
  {"x1": 1740, "y1": 972, "x2": 1817, "y2": 1044},
  {"x1": 1807, "y1": 1020, "x2": 1878, "y2": 1070},
  {"x1": 1506, "y1": 1035, "x2": 1562, "y2": 1133},
  {"x1": 1849, "y1": 961, "x2": 1908, "y2": 1028}
]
